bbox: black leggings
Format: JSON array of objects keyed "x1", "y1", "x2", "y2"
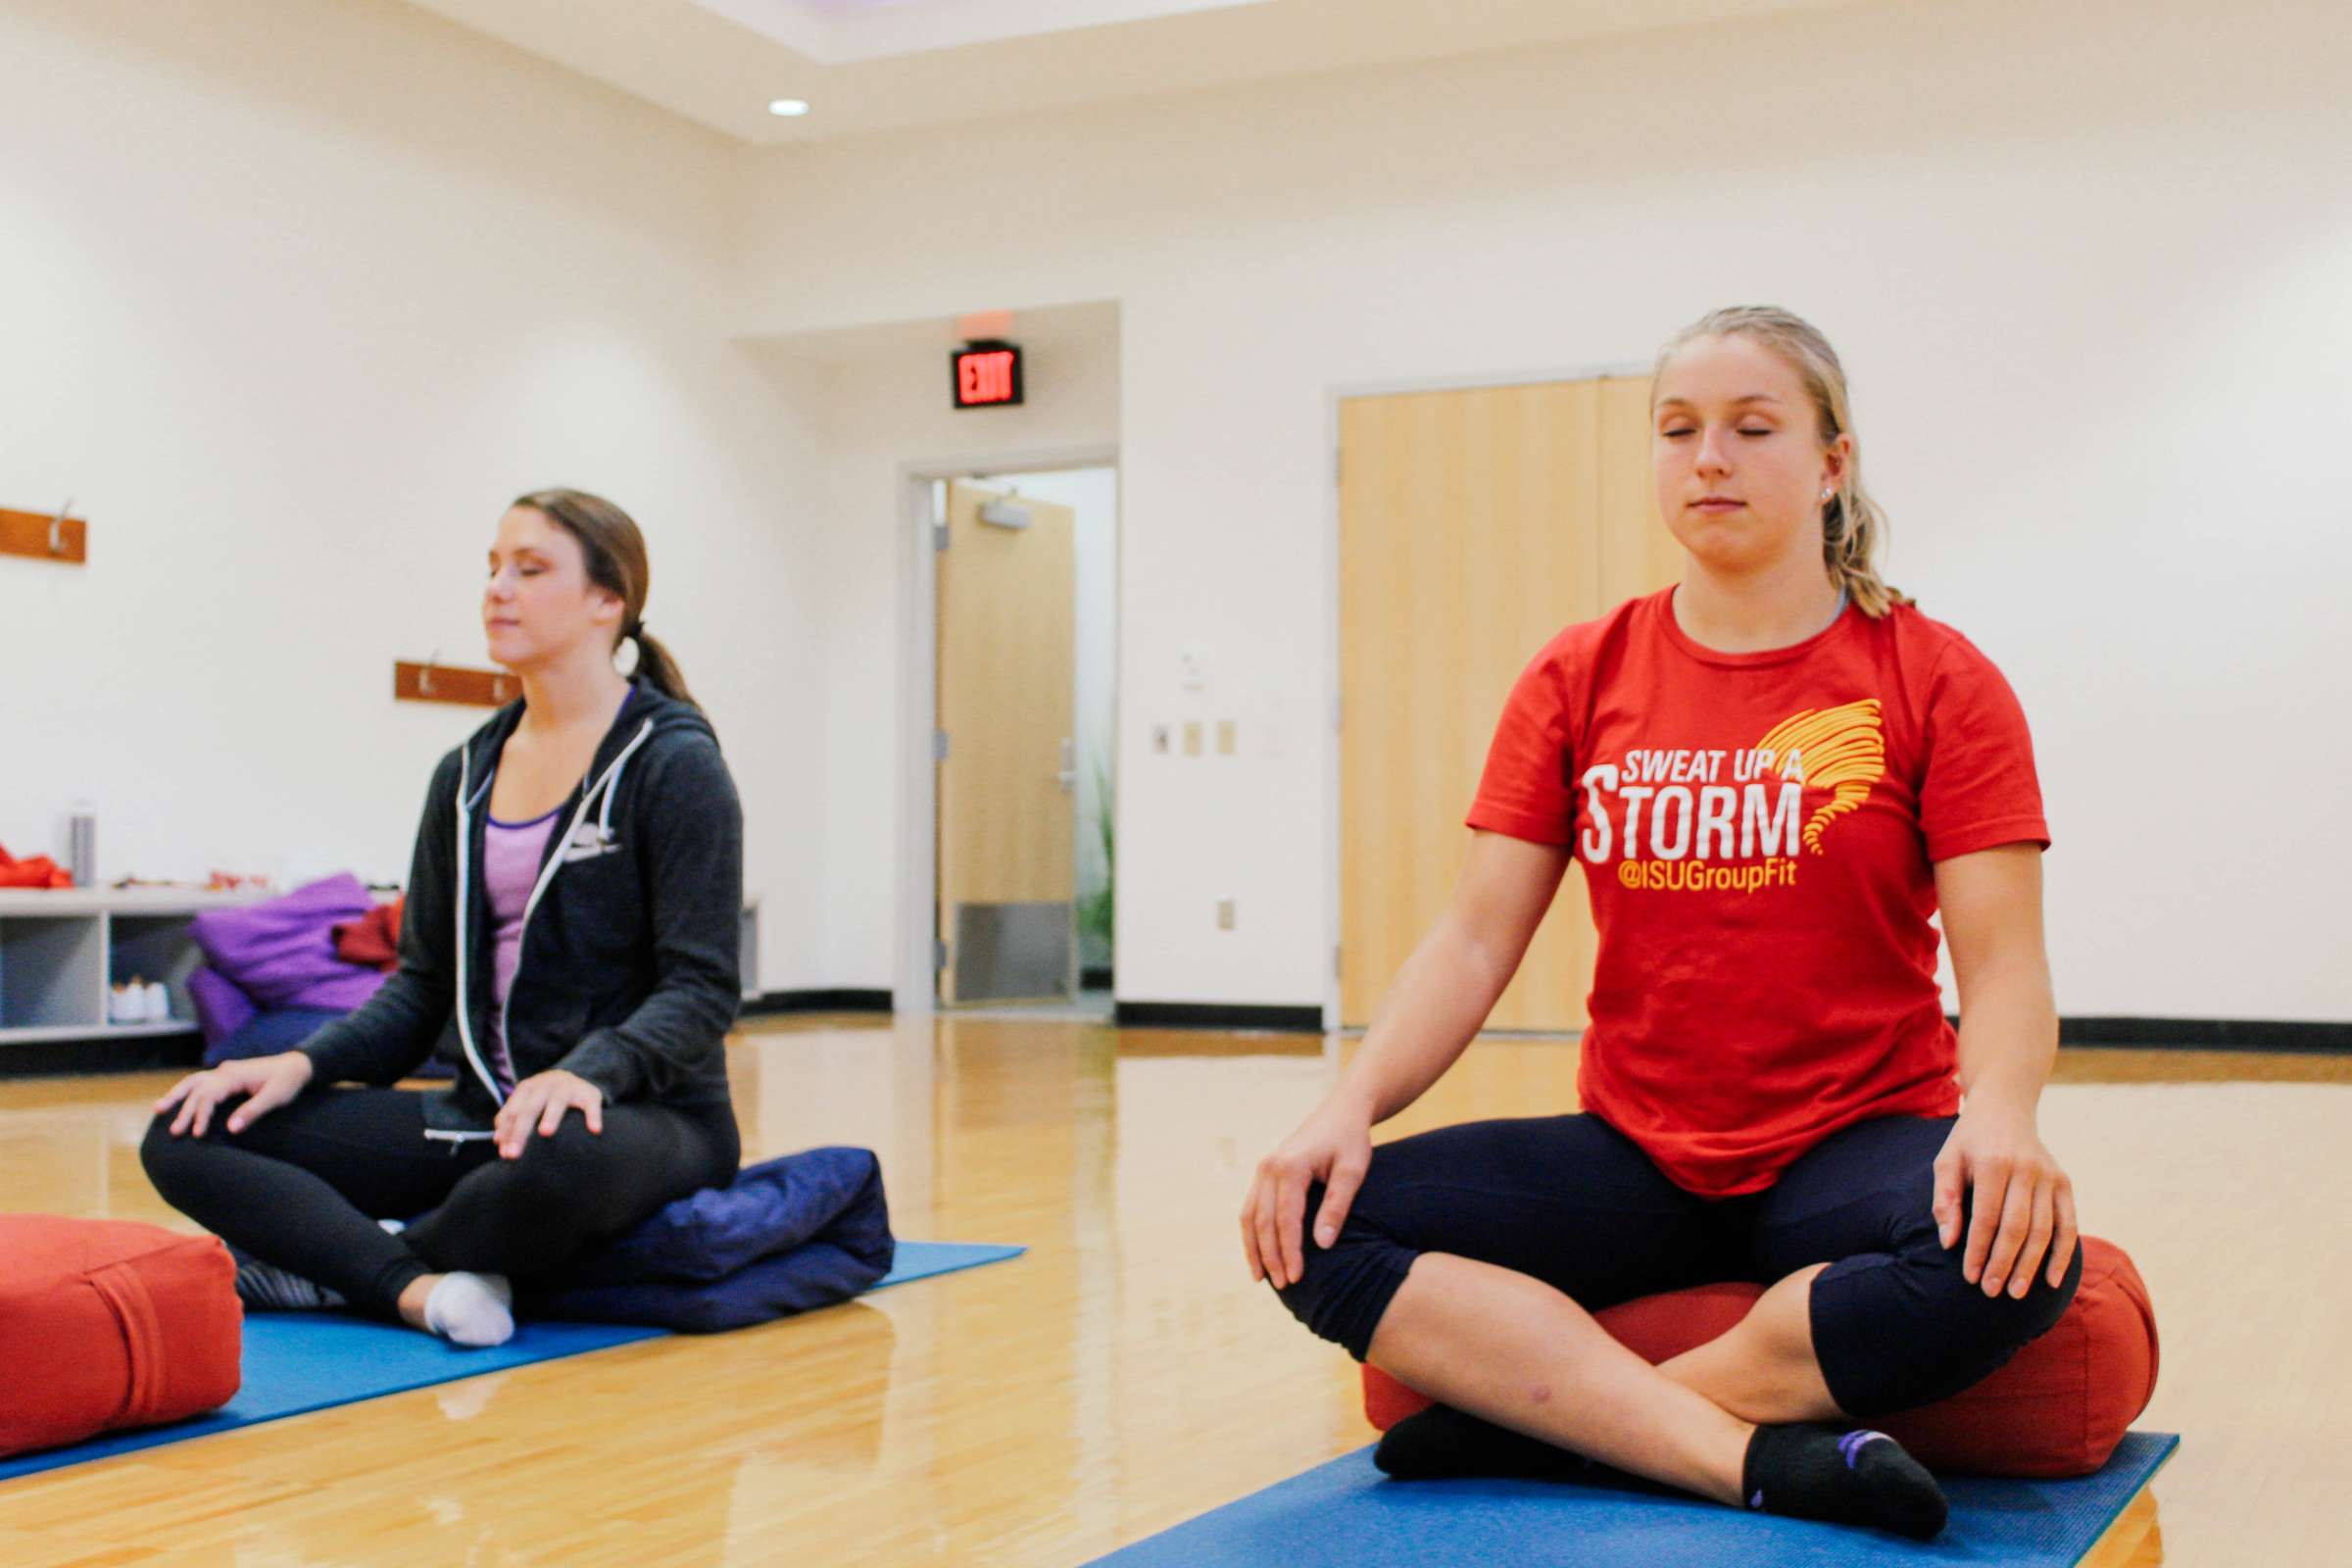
[
  {"x1": 1274, "y1": 1112, "x2": 2082, "y2": 1419},
  {"x1": 141, "y1": 1088, "x2": 739, "y2": 1319}
]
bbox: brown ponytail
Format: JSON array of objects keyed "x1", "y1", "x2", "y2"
[
  {"x1": 1652, "y1": 306, "x2": 1913, "y2": 617},
  {"x1": 626, "y1": 624, "x2": 695, "y2": 709},
  {"x1": 512, "y1": 487, "x2": 700, "y2": 707}
]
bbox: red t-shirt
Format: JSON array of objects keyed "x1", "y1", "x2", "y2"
[{"x1": 1467, "y1": 587, "x2": 2049, "y2": 1197}]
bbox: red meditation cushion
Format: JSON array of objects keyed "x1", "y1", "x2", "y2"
[
  {"x1": 0, "y1": 1215, "x2": 243, "y2": 1458},
  {"x1": 1362, "y1": 1235, "x2": 2157, "y2": 1478}
]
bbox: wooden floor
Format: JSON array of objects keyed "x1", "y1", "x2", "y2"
[{"x1": 1, "y1": 1018, "x2": 2345, "y2": 1565}]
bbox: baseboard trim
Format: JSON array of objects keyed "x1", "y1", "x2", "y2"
[
  {"x1": 1113, "y1": 1001, "x2": 1324, "y2": 1033},
  {"x1": 2055, "y1": 1015, "x2": 2349, "y2": 1053},
  {"x1": 1942, "y1": 1013, "x2": 2348, "y2": 1054},
  {"x1": 0, "y1": 1031, "x2": 205, "y2": 1079},
  {"x1": 741, "y1": 989, "x2": 894, "y2": 1017}
]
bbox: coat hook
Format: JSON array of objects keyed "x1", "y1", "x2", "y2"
[
  {"x1": 419, "y1": 649, "x2": 441, "y2": 697},
  {"x1": 52, "y1": 499, "x2": 73, "y2": 557}
]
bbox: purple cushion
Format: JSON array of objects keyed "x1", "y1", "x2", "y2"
[
  {"x1": 184, "y1": 967, "x2": 258, "y2": 1050},
  {"x1": 188, "y1": 874, "x2": 387, "y2": 1011}
]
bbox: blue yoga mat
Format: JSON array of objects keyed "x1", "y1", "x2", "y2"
[
  {"x1": 0, "y1": 1239, "x2": 1023, "y2": 1485},
  {"x1": 1088, "y1": 1432, "x2": 2179, "y2": 1568},
  {"x1": 872, "y1": 1240, "x2": 1024, "y2": 1289}
]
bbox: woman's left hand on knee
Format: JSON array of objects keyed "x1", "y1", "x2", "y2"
[
  {"x1": 494, "y1": 1070, "x2": 605, "y2": 1159},
  {"x1": 1933, "y1": 1101, "x2": 2078, "y2": 1300}
]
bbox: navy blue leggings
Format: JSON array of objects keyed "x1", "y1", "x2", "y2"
[{"x1": 1274, "y1": 1112, "x2": 2081, "y2": 1418}]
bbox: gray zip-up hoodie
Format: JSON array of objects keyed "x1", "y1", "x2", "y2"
[{"x1": 301, "y1": 682, "x2": 741, "y2": 1142}]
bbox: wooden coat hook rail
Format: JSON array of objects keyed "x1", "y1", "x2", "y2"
[
  {"x1": 395, "y1": 659, "x2": 517, "y2": 708},
  {"x1": 0, "y1": 502, "x2": 88, "y2": 564}
]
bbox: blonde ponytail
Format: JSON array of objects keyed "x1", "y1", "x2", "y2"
[{"x1": 1822, "y1": 476, "x2": 1909, "y2": 618}]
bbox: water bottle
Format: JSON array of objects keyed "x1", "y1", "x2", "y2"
[{"x1": 67, "y1": 801, "x2": 96, "y2": 890}]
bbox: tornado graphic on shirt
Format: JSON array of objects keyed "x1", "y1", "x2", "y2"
[{"x1": 1581, "y1": 700, "x2": 1886, "y2": 892}]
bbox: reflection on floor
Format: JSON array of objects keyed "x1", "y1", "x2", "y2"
[
  {"x1": 0, "y1": 1017, "x2": 2342, "y2": 1564},
  {"x1": 940, "y1": 987, "x2": 1116, "y2": 1023}
]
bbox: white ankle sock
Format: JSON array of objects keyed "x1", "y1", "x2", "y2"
[{"x1": 422, "y1": 1272, "x2": 515, "y2": 1348}]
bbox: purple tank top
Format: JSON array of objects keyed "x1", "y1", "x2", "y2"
[{"x1": 482, "y1": 808, "x2": 562, "y2": 1091}]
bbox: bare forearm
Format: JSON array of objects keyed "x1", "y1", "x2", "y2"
[
  {"x1": 1954, "y1": 957, "x2": 2057, "y2": 1111},
  {"x1": 1332, "y1": 919, "x2": 1516, "y2": 1124}
]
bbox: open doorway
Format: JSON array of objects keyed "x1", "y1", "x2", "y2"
[{"x1": 931, "y1": 465, "x2": 1117, "y2": 1018}]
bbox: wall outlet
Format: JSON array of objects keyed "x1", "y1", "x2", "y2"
[{"x1": 1216, "y1": 898, "x2": 1236, "y2": 931}]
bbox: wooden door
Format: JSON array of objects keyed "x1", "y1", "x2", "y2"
[
  {"x1": 1338, "y1": 375, "x2": 1669, "y2": 1032},
  {"x1": 937, "y1": 480, "x2": 1079, "y2": 1004}
]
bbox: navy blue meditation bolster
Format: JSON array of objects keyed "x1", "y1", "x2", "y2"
[
  {"x1": 523, "y1": 1240, "x2": 893, "y2": 1333},
  {"x1": 516, "y1": 1146, "x2": 897, "y2": 1332},
  {"x1": 204, "y1": 1007, "x2": 354, "y2": 1066},
  {"x1": 564, "y1": 1145, "x2": 890, "y2": 1286}
]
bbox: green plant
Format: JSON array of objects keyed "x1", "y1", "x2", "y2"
[{"x1": 1076, "y1": 754, "x2": 1114, "y2": 948}]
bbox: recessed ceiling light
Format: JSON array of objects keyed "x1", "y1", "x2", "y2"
[{"x1": 767, "y1": 98, "x2": 811, "y2": 118}]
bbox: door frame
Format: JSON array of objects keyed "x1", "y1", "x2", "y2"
[
  {"x1": 894, "y1": 443, "x2": 1120, "y2": 1016},
  {"x1": 1320, "y1": 361, "x2": 1650, "y2": 1032}
]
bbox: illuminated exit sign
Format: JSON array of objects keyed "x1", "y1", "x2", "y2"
[{"x1": 952, "y1": 341, "x2": 1023, "y2": 409}]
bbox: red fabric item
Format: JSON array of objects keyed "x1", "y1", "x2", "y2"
[
  {"x1": 332, "y1": 897, "x2": 405, "y2": 972},
  {"x1": 1467, "y1": 589, "x2": 2049, "y2": 1197},
  {"x1": 1360, "y1": 1237, "x2": 2157, "y2": 1479},
  {"x1": 0, "y1": 1216, "x2": 242, "y2": 1458},
  {"x1": 0, "y1": 844, "x2": 74, "y2": 889}
]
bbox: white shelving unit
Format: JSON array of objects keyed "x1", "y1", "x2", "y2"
[
  {"x1": 0, "y1": 888, "x2": 267, "y2": 1052},
  {"x1": 3, "y1": 889, "x2": 763, "y2": 1057}
]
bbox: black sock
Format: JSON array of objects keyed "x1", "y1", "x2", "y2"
[
  {"x1": 1741, "y1": 1424, "x2": 1948, "y2": 1541},
  {"x1": 1373, "y1": 1403, "x2": 1592, "y2": 1481}
]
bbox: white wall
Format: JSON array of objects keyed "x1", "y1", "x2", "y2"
[
  {"x1": 7, "y1": 0, "x2": 2345, "y2": 1023},
  {"x1": 737, "y1": 0, "x2": 2352, "y2": 1020},
  {"x1": 0, "y1": 0, "x2": 833, "y2": 991}
]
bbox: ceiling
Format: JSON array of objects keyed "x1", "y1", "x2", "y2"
[
  {"x1": 692, "y1": 0, "x2": 1288, "y2": 66},
  {"x1": 397, "y1": 0, "x2": 1869, "y2": 145}
]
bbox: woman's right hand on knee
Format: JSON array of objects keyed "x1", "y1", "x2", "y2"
[
  {"x1": 1243, "y1": 1095, "x2": 1374, "y2": 1288},
  {"x1": 155, "y1": 1052, "x2": 316, "y2": 1138}
]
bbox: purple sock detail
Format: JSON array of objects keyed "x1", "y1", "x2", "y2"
[{"x1": 1838, "y1": 1429, "x2": 1889, "y2": 1469}]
